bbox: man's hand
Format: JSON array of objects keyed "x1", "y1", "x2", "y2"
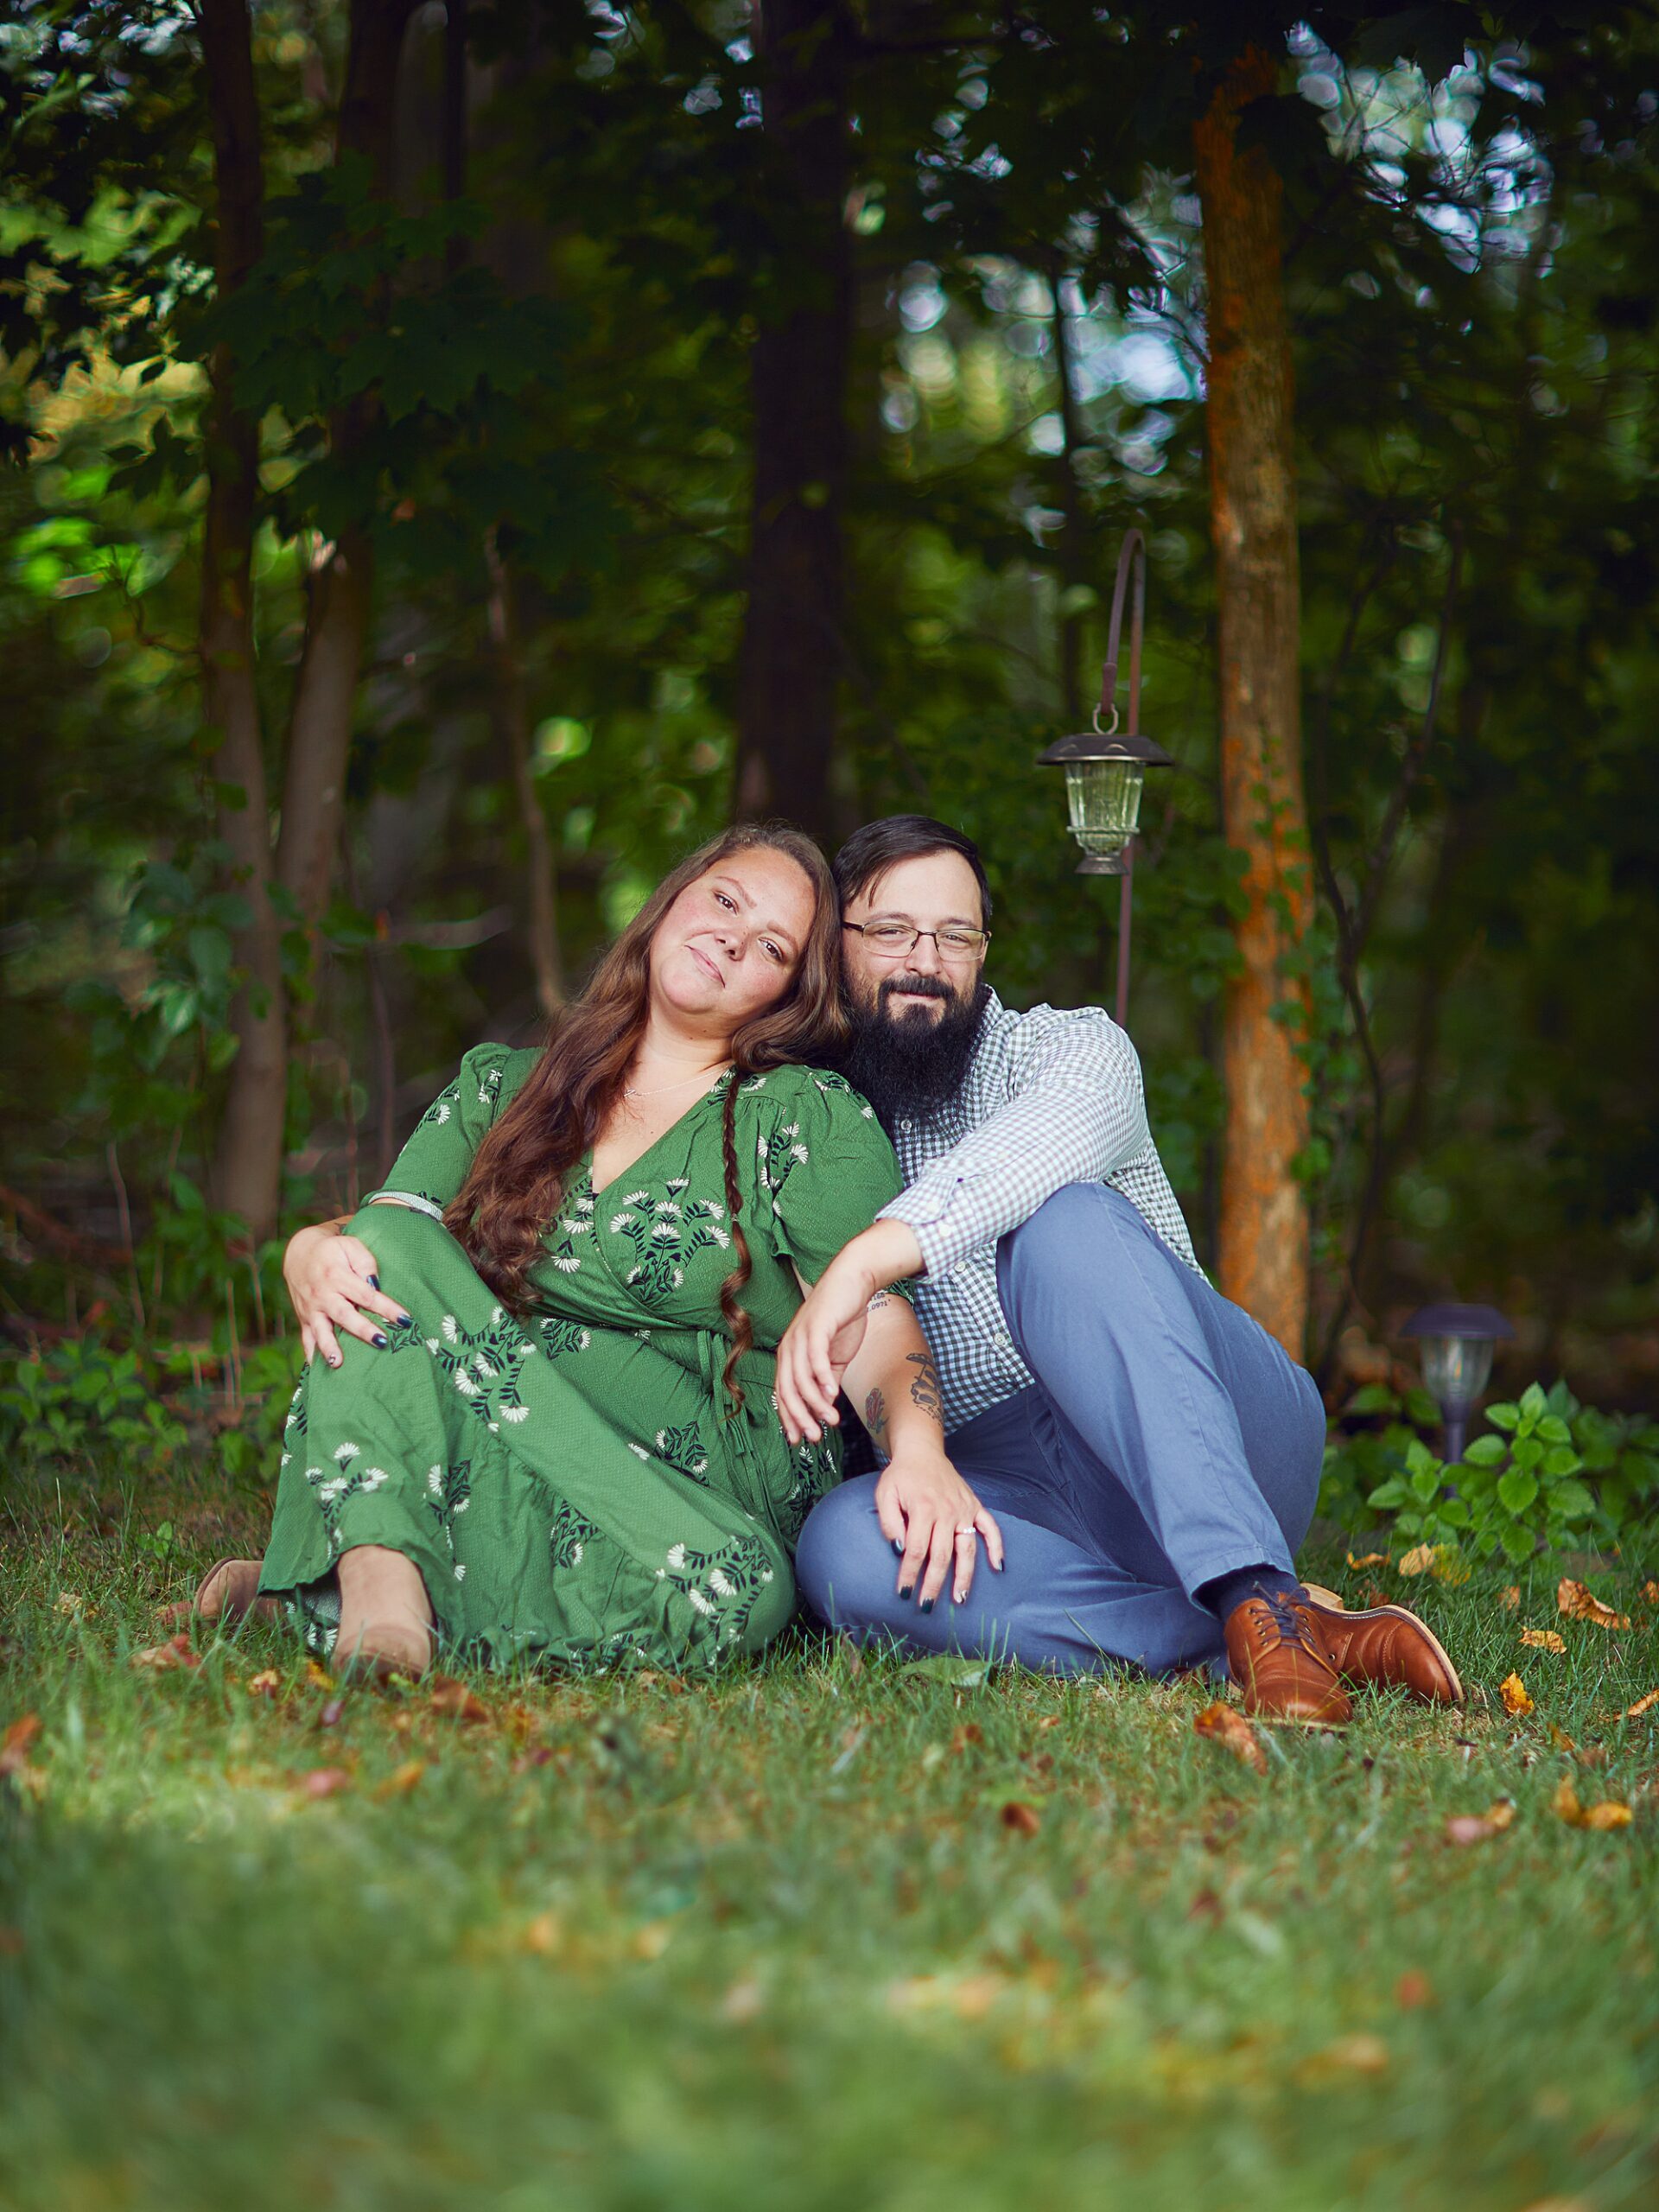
[
  {"x1": 284, "y1": 1221, "x2": 410, "y2": 1368},
  {"x1": 775, "y1": 1218, "x2": 924, "y2": 1445},
  {"x1": 875, "y1": 1448, "x2": 1004, "y2": 1608}
]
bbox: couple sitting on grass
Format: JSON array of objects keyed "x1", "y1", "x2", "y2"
[{"x1": 192, "y1": 814, "x2": 1462, "y2": 1727}]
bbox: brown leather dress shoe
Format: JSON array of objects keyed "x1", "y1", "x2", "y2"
[
  {"x1": 1224, "y1": 1592, "x2": 1351, "y2": 1726},
  {"x1": 1299, "y1": 1596, "x2": 1465, "y2": 1707}
]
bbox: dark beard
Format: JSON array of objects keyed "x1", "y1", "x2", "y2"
[{"x1": 842, "y1": 977, "x2": 989, "y2": 1132}]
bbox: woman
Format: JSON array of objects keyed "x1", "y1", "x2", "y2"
[{"x1": 194, "y1": 823, "x2": 1000, "y2": 1678}]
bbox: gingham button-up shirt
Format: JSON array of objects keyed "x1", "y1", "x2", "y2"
[{"x1": 875, "y1": 989, "x2": 1202, "y2": 1433}]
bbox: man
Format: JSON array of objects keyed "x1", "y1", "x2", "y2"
[{"x1": 776, "y1": 816, "x2": 1460, "y2": 1725}]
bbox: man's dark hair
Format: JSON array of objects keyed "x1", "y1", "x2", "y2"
[{"x1": 832, "y1": 815, "x2": 993, "y2": 926}]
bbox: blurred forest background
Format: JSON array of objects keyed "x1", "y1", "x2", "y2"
[{"x1": 3, "y1": 0, "x2": 1656, "y2": 1440}]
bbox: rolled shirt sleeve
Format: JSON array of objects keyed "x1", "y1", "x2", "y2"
[{"x1": 877, "y1": 1007, "x2": 1153, "y2": 1278}]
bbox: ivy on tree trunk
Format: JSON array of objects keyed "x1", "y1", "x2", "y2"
[{"x1": 1193, "y1": 43, "x2": 1313, "y2": 1357}]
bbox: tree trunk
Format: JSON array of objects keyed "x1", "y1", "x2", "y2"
[
  {"x1": 274, "y1": 0, "x2": 418, "y2": 933},
  {"x1": 199, "y1": 0, "x2": 286, "y2": 1243},
  {"x1": 1047, "y1": 261, "x2": 1090, "y2": 725},
  {"x1": 486, "y1": 531, "x2": 564, "y2": 1018},
  {"x1": 1193, "y1": 47, "x2": 1313, "y2": 1357},
  {"x1": 733, "y1": 0, "x2": 852, "y2": 839}
]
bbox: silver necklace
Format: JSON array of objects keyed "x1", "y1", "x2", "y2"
[{"x1": 623, "y1": 1064, "x2": 729, "y2": 1103}]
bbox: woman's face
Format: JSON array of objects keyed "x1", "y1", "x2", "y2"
[{"x1": 649, "y1": 848, "x2": 817, "y2": 1038}]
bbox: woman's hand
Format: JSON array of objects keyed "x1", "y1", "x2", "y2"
[
  {"x1": 283, "y1": 1220, "x2": 410, "y2": 1368},
  {"x1": 874, "y1": 1448, "x2": 1004, "y2": 1609}
]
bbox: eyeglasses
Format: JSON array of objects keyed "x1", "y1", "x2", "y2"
[{"x1": 842, "y1": 922, "x2": 991, "y2": 962}]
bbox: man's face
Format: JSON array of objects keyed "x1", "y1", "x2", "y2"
[
  {"x1": 839, "y1": 849, "x2": 990, "y2": 1128},
  {"x1": 840, "y1": 850, "x2": 988, "y2": 1027}
]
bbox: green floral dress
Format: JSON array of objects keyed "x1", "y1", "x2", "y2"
[{"x1": 258, "y1": 1046, "x2": 906, "y2": 1673}]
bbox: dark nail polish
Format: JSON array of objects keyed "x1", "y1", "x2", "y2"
[
  {"x1": 397, "y1": 1313, "x2": 411, "y2": 1327},
  {"x1": 368, "y1": 1274, "x2": 379, "y2": 1289},
  {"x1": 372, "y1": 1332, "x2": 388, "y2": 1349},
  {"x1": 899, "y1": 1585, "x2": 913, "y2": 1601},
  {"x1": 329, "y1": 1356, "x2": 341, "y2": 1368},
  {"x1": 893, "y1": 1539, "x2": 905, "y2": 1556},
  {"x1": 919, "y1": 1599, "x2": 935, "y2": 1615}
]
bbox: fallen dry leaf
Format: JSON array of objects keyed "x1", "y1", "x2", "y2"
[
  {"x1": 999, "y1": 1799, "x2": 1042, "y2": 1835},
  {"x1": 1620, "y1": 1688, "x2": 1659, "y2": 1720},
  {"x1": 1552, "y1": 1777, "x2": 1632, "y2": 1831},
  {"x1": 1300, "y1": 2033, "x2": 1389, "y2": 2079},
  {"x1": 1395, "y1": 1969, "x2": 1434, "y2": 2009},
  {"x1": 304, "y1": 1660, "x2": 333, "y2": 1690},
  {"x1": 1445, "y1": 1802, "x2": 1515, "y2": 1847},
  {"x1": 521, "y1": 1910, "x2": 563, "y2": 1956},
  {"x1": 950, "y1": 1722, "x2": 984, "y2": 1753},
  {"x1": 1521, "y1": 1629, "x2": 1567, "y2": 1653},
  {"x1": 373, "y1": 1759, "x2": 427, "y2": 1800},
  {"x1": 1397, "y1": 1544, "x2": 1436, "y2": 1578},
  {"x1": 1346, "y1": 1551, "x2": 1389, "y2": 1569},
  {"x1": 630, "y1": 1920, "x2": 673, "y2": 1960},
  {"x1": 1, "y1": 1715, "x2": 42, "y2": 1766},
  {"x1": 1640, "y1": 1580, "x2": 1659, "y2": 1607},
  {"x1": 246, "y1": 1670, "x2": 282, "y2": 1699},
  {"x1": 296, "y1": 1766, "x2": 352, "y2": 1801},
  {"x1": 1499, "y1": 1673, "x2": 1534, "y2": 1717},
  {"x1": 130, "y1": 1633, "x2": 201, "y2": 1673},
  {"x1": 429, "y1": 1676, "x2": 490, "y2": 1723},
  {"x1": 1193, "y1": 1700, "x2": 1268, "y2": 1776},
  {"x1": 1498, "y1": 1586, "x2": 1521, "y2": 1611},
  {"x1": 54, "y1": 1592, "x2": 87, "y2": 1619},
  {"x1": 1556, "y1": 1579, "x2": 1630, "y2": 1630}
]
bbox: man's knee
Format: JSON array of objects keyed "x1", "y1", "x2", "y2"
[
  {"x1": 996, "y1": 1183, "x2": 1141, "y2": 1311},
  {"x1": 795, "y1": 1477, "x2": 891, "y2": 1629}
]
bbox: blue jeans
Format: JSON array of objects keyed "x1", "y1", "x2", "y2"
[{"x1": 795, "y1": 1185, "x2": 1326, "y2": 1675}]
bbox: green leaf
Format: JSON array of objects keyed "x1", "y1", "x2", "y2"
[
  {"x1": 1510, "y1": 1436, "x2": 1542, "y2": 1472},
  {"x1": 1345, "y1": 1383, "x2": 1399, "y2": 1415},
  {"x1": 1499, "y1": 1522, "x2": 1535, "y2": 1565},
  {"x1": 1497, "y1": 1470, "x2": 1539, "y2": 1516},
  {"x1": 1484, "y1": 1402, "x2": 1521, "y2": 1432},
  {"x1": 1365, "y1": 1479, "x2": 1408, "y2": 1510},
  {"x1": 1536, "y1": 1414, "x2": 1573, "y2": 1445},
  {"x1": 899, "y1": 1656, "x2": 993, "y2": 1688},
  {"x1": 1519, "y1": 1382, "x2": 1548, "y2": 1421},
  {"x1": 1549, "y1": 1480, "x2": 1595, "y2": 1522},
  {"x1": 1403, "y1": 1387, "x2": 1442, "y2": 1429},
  {"x1": 1436, "y1": 1497, "x2": 1470, "y2": 1529},
  {"x1": 1541, "y1": 1446, "x2": 1582, "y2": 1479},
  {"x1": 1463, "y1": 1434, "x2": 1506, "y2": 1465},
  {"x1": 1410, "y1": 1465, "x2": 1441, "y2": 1503},
  {"x1": 1405, "y1": 1437, "x2": 1438, "y2": 1478}
]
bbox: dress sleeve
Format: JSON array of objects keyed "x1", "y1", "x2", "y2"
[
  {"x1": 363, "y1": 1043, "x2": 524, "y2": 1219},
  {"x1": 761, "y1": 1071, "x2": 912, "y2": 1292}
]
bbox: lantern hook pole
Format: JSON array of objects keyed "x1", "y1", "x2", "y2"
[{"x1": 1098, "y1": 526, "x2": 1147, "y2": 734}]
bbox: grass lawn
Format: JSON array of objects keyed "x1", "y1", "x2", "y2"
[{"x1": 3, "y1": 1466, "x2": 1656, "y2": 2212}]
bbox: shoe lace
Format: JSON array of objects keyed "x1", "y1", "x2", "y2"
[{"x1": 1253, "y1": 1590, "x2": 1319, "y2": 1653}]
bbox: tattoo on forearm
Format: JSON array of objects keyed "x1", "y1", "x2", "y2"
[
  {"x1": 906, "y1": 1351, "x2": 944, "y2": 1425},
  {"x1": 864, "y1": 1388, "x2": 888, "y2": 1446},
  {"x1": 866, "y1": 1290, "x2": 892, "y2": 1313}
]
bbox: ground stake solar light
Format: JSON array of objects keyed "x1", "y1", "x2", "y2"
[
  {"x1": 1037, "y1": 528, "x2": 1173, "y2": 1030},
  {"x1": 1401, "y1": 1303, "x2": 1516, "y2": 1465}
]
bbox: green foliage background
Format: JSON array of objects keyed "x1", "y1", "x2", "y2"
[{"x1": 2, "y1": 3, "x2": 1656, "y2": 1422}]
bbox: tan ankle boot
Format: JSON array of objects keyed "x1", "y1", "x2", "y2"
[{"x1": 334, "y1": 1544, "x2": 435, "y2": 1682}]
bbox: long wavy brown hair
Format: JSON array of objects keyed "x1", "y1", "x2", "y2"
[{"x1": 444, "y1": 823, "x2": 847, "y2": 1407}]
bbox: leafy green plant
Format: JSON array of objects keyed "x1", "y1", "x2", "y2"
[
  {"x1": 0, "y1": 1338, "x2": 189, "y2": 1476},
  {"x1": 1321, "y1": 1379, "x2": 1659, "y2": 1564}
]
